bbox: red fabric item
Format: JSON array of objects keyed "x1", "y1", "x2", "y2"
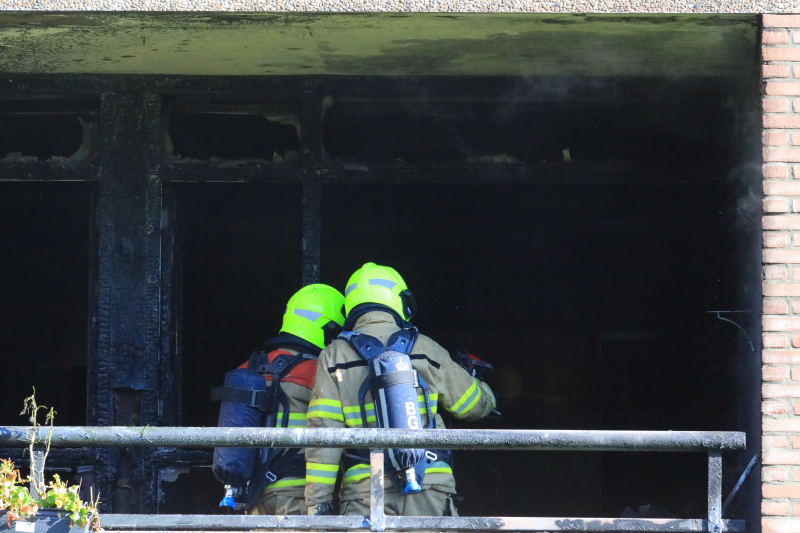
[{"x1": 237, "y1": 350, "x2": 317, "y2": 389}]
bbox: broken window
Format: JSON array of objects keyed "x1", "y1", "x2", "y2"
[
  {"x1": 0, "y1": 98, "x2": 99, "y2": 162},
  {"x1": 167, "y1": 98, "x2": 302, "y2": 164}
]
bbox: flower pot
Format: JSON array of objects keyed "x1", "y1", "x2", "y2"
[{"x1": 1, "y1": 509, "x2": 88, "y2": 533}]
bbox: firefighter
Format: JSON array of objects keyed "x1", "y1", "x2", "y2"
[
  {"x1": 213, "y1": 284, "x2": 345, "y2": 516},
  {"x1": 304, "y1": 263, "x2": 497, "y2": 517}
]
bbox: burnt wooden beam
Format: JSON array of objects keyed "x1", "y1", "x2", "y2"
[
  {"x1": 160, "y1": 162, "x2": 302, "y2": 183},
  {"x1": 0, "y1": 161, "x2": 97, "y2": 181},
  {"x1": 90, "y1": 92, "x2": 164, "y2": 514}
]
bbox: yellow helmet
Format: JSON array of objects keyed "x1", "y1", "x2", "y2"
[
  {"x1": 344, "y1": 263, "x2": 416, "y2": 321},
  {"x1": 280, "y1": 284, "x2": 345, "y2": 349}
]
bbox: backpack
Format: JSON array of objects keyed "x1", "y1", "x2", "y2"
[
  {"x1": 210, "y1": 349, "x2": 313, "y2": 509},
  {"x1": 340, "y1": 328, "x2": 442, "y2": 494}
]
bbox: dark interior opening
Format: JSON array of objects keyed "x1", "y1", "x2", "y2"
[
  {"x1": 0, "y1": 98, "x2": 99, "y2": 161},
  {"x1": 165, "y1": 182, "x2": 303, "y2": 514},
  {"x1": 168, "y1": 112, "x2": 301, "y2": 163},
  {"x1": 0, "y1": 182, "x2": 92, "y2": 427},
  {"x1": 319, "y1": 180, "x2": 751, "y2": 518},
  {"x1": 322, "y1": 97, "x2": 734, "y2": 168},
  {"x1": 169, "y1": 78, "x2": 759, "y2": 520}
]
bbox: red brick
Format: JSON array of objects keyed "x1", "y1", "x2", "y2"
[
  {"x1": 766, "y1": 266, "x2": 789, "y2": 280},
  {"x1": 765, "y1": 216, "x2": 800, "y2": 230},
  {"x1": 793, "y1": 300, "x2": 800, "y2": 312},
  {"x1": 764, "y1": 250, "x2": 800, "y2": 263},
  {"x1": 766, "y1": 115, "x2": 800, "y2": 129},
  {"x1": 764, "y1": 80, "x2": 800, "y2": 96},
  {"x1": 766, "y1": 300, "x2": 790, "y2": 314},
  {"x1": 765, "y1": 15, "x2": 800, "y2": 27},
  {"x1": 765, "y1": 451, "x2": 800, "y2": 466},
  {"x1": 765, "y1": 367, "x2": 791, "y2": 381},
  {"x1": 794, "y1": 468, "x2": 800, "y2": 481},
  {"x1": 795, "y1": 401, "x2": 800, "y2": 415},
  {"x1": 765, "y1": 350, "x2": 800, "y2": 363},
  {"x1": 764, "y1": 48, "x2": 800, "y2": 62},
  {"x1": 764, "y1": 484, "x2": 800, "y2": 497},
  {"x1": 794, "y1": 166, "x2": 800, "y2": 179},
  {"x1": 766, "y1": 98, "x2": 791, "y2": 113},
  {"x1": 764, "y1": 401, "x2": 789, "y2": 415},
  {"x1": 765, "y1": 284, "x2": 800, "y2": 296},
  {"x1": 793, "y1": 202, "x2": 800, "y2": 215},
  {"x1": 766, "y1": 182, "x2": 800, "y2": 196},
  {"x1": 793, "y1": 334, "x2": 800, "y2": 347},
  {"x1": 765, "y1": 30, "x2": 791, "y2": 43},
  {"x1": 766, "y1": 233, "x2": 791, "y2": 247},
  {"x1": 766, "y1": 198, "x2": 790, "y2": 212},
  {"x1": 763, "y1": 518, "x2": 800, "y2": 533},
  {"x1": 793, "y1": 367, "x2": 800, "y2": 381},
  {"x1": 764, "y1": 467, "x2": 790, "y2": 482},
  {"x1": 793, "y1": 133, "x2": 800, "y2": 146},
  {"x1": 794, "y1": 100, "x2": 800, "y2": 113},
  {"x1": 767, "y1": 435, "x2": 790, "y2": 448},
  {"x1": 764, "y1": 64, "x2": 789, "y2": 78},
  {"x1": 793, "y1": 269, "x2": 800, "y2": 280},
  {"x1": 764, "y1": 502, "x2": 790, "y2": 516},
  {"x1": 764, "y1": 384, "x2": 800, "y2": 398},
  {"x1": 765, "y1": 335, "x2": 790, "y2": 348},
  {"x1": 765, "y1": 418, "x2": 800, "y2": 431},
  {"x1": 764, "y1": 316, "x2": 800, "y2": 330},
  {"x1": 765, "y1": 149, "x2": 800, "y2": 162},
  {"x1": 767, "y1": 132, "x2": 791, "y2": 146}
]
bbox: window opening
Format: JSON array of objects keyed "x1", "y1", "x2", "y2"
[
  {"x1": 322, "y1": 97, "x2": 733, "y2": 169},
  {"x1": 167, "y1": 99, "x2": 301, "y2": 164},
  {"x1": 0, "y1": 97, "x2": 99, "y2": 162},
  {"x1": 0, "y1": 182, "x2": 92, "y2": 427}
]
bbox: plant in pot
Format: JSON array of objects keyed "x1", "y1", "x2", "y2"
[{"x1": 1, "y1": 392, "x2": 100, "y2": 533}]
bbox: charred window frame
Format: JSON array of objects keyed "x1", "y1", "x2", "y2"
[{"x1": 0, "y1": 74, "x2": 762, "y2": 522}]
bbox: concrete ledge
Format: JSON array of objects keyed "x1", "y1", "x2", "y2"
[{"x1": 0, "y1": 0, "x2": 796, "y2": 13}]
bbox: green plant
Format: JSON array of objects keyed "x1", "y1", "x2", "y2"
[{"x1": 1, "y1": 390, "x2": 101, "y2": 532}]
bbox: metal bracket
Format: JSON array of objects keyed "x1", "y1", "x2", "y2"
[
  {"x1": 721, "y1": 454, "x2": 759, "y2": 517},
  {"x1": 708, "y1": 311, "x2": 755, "y2": 352}
]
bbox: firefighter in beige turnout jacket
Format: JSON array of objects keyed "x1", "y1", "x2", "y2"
[{"x1": 305, "y1": 263, "x2": 497, "y2": 516}]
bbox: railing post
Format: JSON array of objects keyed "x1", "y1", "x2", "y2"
[
  {"x1": 708, "y1": 452, "x2": 722, "y2": 533},
  {"x1": 370, "y1": 449, "x2": 385, "y2": 532}
]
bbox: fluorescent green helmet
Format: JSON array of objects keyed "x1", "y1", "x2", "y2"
[
  {"x1": 280, "y1": 284, "x2": 346, "y2": 349},
  {"x1": 344, "y1": 262, "x2": 416, "y2": 321}
]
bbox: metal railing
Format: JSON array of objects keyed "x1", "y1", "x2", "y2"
[{"x1": 0, "y1": 427, "x2": 747, "y2": 533}]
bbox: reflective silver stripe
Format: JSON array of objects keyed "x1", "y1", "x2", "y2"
[
  {"x1": 345, "y1": 283, "x2": 358, "y2": 297},
  {"x1": 369, "y1": 279, "x2": 397, "y2": 290},
  {"x1": 294, "y1": 308, "x2": 322, "y2": 322}
]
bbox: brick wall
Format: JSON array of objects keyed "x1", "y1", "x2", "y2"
[{"x1": 763, "y1": 14, "x2": 800, "y2": 533}]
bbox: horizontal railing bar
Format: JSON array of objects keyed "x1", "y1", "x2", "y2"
[
  {"x1": 0, "y1": 427, "x2": 745, "y2": 452},
  {"x1": 98, "y1": 515, "x2": 745, "y2": 532}
]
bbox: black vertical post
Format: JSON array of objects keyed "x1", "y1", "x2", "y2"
[
  {"x1": 301, "y1": 80, "x2": 322, "y2": 286},
  {"x1": 90, "y1": 92, "x2": 164, "y2": 513}
]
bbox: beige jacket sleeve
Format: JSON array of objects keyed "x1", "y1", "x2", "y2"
[
  {"x1": 418, "y1": 336, "x2": 497, "y2": 422},
  {"x1": 304, "y1": 349, "x2": 345, "y2": 506}
]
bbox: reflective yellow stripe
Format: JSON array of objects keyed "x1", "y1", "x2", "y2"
[
  {"x1": 307, "y1": 463, "x2": 339, "y2": 471},
  {"x1": 275, "y1": 412, "x2": 308, "y2": 428},
  {"x1": 309, "y1": 399, "x2": 342, "y2": 408},
  {"x1": 342, "y1": 463, "x2": 370, "y2": 484},
  {"x1": 306, "y1": 462, "x2": 339, "y2": 485},
  {"x1": 266, "y1": 477, "x2": 306, "y2": 489},
  {"x1": 307, "y1": 399, "x2": 344, "y2": 422},
  {"x1": 452, "y1": 379, "x2": 481, "y2": 417}
]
